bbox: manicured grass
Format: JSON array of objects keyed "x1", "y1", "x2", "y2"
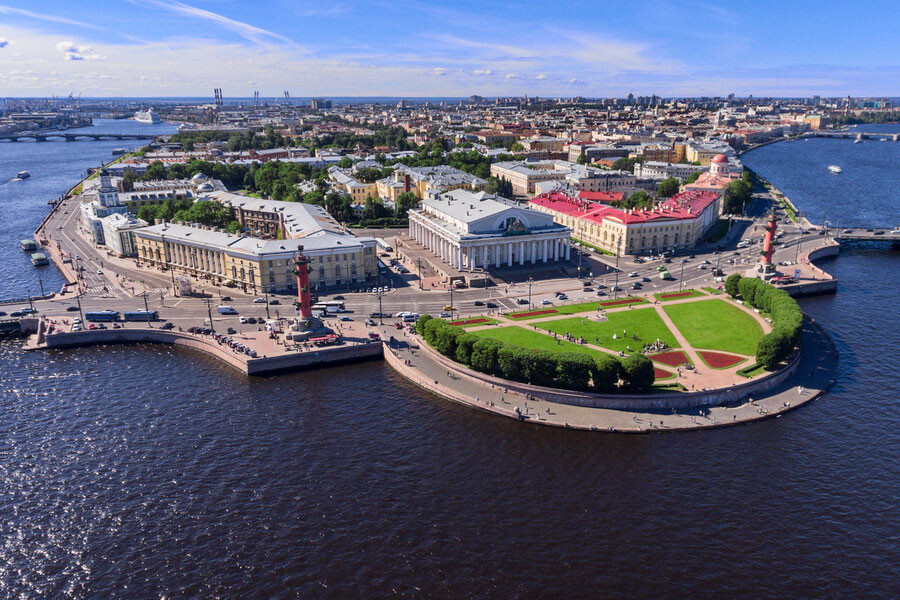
[
  {"x1": 737, "y1": 363, "x2": 769, "y2": 378},
  {"x1": 470, "y1": 326, "x2": 600, "y2": 357},
  {"x1": 702, "y1": 286, "x2": 723, "y2": 295},
  {"x1": 533, "y1": 307, "x2": 679, "y2": 355},
  {"x1": 654, "y1": 289, "x2": 706, "y2": 302},
  {"x1": 663, "y1": 299, "x2": 763, "y2": 356},
  {"x1": 506, "y1": 297, "x2": 647, "y2": 320},
  {"x1": 449, "y1": 316, "x2": 499, "y2": 328}
]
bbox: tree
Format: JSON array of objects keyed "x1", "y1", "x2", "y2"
[
  {"x1": 725, "y1": 273, "x2": 742, "y2": 297},
  {"x1": 523, "y1": 351, "x2": 558, "y2": 387},
  {"x1": 556, "y1": 353, "x2": 593, "y2": 391},
  {"x1": 395, "y1": 191, "x2": 419, "y2": 218},
  {"x1": 576, "y1": 148, "x2": 587, "y2": 165},
  {"x1": 509, "y1": 142, "x2": 524, "y2": 152},
  {"x1": 434, "y1": 326, "x2": 463, "y2": 358},
  {"x1": 363, "y1": 195, "x2": 388, "y2": 221},
  {"x1": 416, "y1": 314, "x2": 432, "y2": 336},
  {"x1": 756, "y1": 332, "x2": 788, "y2": 370},
  {"x1": 684, "y1": 171, "x2": 702, "y2": 184},
  {"x1": 657, "y1": 177, "x2": 680, "y2": 198},
  {"x1": 592, "y1": 355, "x2": 623, "y2": 392},
  {"x1": 337, "y1": 156, "x2": 353, "y2": 169},
  {"x1": 723, "y1": 179, "x2": 753, "y2": 215},
  {"x1": 621, "y1": 353, "x2": 655, "y2": 392},
  {"x1": 614, "y1": 191, "x2": 654, "y2": 211},
  {"x1": 144, "y1": 160, "x2": 167, "y2": 180},
  {"x1": 470, "y1": 338, "x2": 503, "y2": 374},
  {"x1": 612, "y1": 157, "x2": 637, "y2": 173},
  {"x1": 455, "y1": 334, "x2": 480, "y2": 365},
  {"x1": 497, "y1": 345, "x2": 526, "y2": 382}
]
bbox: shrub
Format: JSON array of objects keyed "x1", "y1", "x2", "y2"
[
  {"x1": 621, "y1": 353, "x2": 655, "y2": 392},
  {"x1": 423, "y1": 317, "x2": 447, "y2": 346},
  {"x1": 592, "y1": 355, "x2": 623, "y2": 392},
  {"x1": 556, "y1": 353, "x2": 594, "y2": 391},
  {"x1": 725, "y1": 273, "x2": 742, "y2": 297},
  {"x1": 756, "y1": 332, "x2": 789, "y2": 369},
  {"x1": 434, "y1": 325, "x2": 463, "y2": 358},
  {"x1": 523, "y1": 351, "x2": 559, "y2": 387}
]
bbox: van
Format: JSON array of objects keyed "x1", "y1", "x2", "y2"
[{"x1": 217, "y1": 305, "x2": 238, "y2": 315}]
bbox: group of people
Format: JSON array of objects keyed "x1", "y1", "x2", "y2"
[{"x1": 642, "y1": 339, "x2": 669, "y2": 354}]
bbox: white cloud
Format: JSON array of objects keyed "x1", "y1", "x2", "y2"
[
  {"x1": 432, "y1": 67, "x2": 448, "y2": 76},
  {"x1": 472, "y1": 69, "x2": 492, "y2": 76},
  {"x1": 535, "y1": 74, "x2": 547, "y2": 80},
  {"x1": 132, "y1": 0, "x2": 300, "y2": 49},
  {"x1": 56, "y1": 40, "x2": 106, "y2": 60},
  {"x1": 505, "y1": 73, "x2": 519, "y2": 79},
  {"x1": 568, "y1": 77, "x2": 578, "y2": 84},
  {"x1": 0, "y1": 5, "x2": 102, "y2": 30},
  {"x1": 0, "y1": 37, "x2": 9, "y2": 48}
]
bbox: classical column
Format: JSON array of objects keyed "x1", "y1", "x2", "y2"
[
  {"x1": 565, "y1": 239, "x2": 570, "y2": 261},
  {"x1": 507, "y1": 242, "x2": 513, "y2": 267},
  {"x1": 518, "y1": 241, "x2": 525, "y2": 265},
  {"x1": 542, "y1": 239, "x2": 548, "y2": 263}
]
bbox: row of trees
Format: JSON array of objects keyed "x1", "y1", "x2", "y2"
[
  {"x1": 415, "y1": 315, "x2": 656, "y2": 393},
  {"x1": 612, "y1": 191, "x2": 655, "y2": 211},
  {"x1": 722, "y1": 172, "x2": 754, "y2": 214},
  {"x1": 725, "y1": 274, "x2": 804, "y2": 369}
]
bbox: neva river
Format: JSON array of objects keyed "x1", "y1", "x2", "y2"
[{"x1": 1, "y1": 127, "x2": 898, "y2": 598}]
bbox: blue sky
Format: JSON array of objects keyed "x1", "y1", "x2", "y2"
[{"x1": 0, "y1": 0, "x2": 898, "y2": 97}]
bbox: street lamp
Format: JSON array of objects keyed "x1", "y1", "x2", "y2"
[
  {"x1": 527, "y1": 276, "x2": 533, "y2": 308},
  {"x1": 205, "y1": 296, "x2": 215, "y2": 333},
  {"x1": 679, "y1": 259, "x2": 687, "y2": 292},
  {"x1": 613, "y1": 240, "x2": 621, "y2": 299}
]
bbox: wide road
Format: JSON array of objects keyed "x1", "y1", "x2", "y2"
[{"x1": 23, "y1": 187, "x2": 831, "y2": 337}]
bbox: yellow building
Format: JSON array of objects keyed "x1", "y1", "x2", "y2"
[
  {"x1": 134, "y1": 223, "x2": 378, "y2": 293},
  {"x1": 376, "y1": 165, "x2": 488, "y2": 202}
]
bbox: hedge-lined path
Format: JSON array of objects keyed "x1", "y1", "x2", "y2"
[{"x1": 379, "y1": 317, "x2": 837, "y2": 433}]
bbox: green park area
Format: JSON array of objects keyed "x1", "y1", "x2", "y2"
[
  {"x1": 663, "y1": 299, "x2": 763, "y2": 355},
  {"x1": 470, "y1": 326, "x2": 599, "y2": 357},
  {"x1": 533, "y1": 307, "x2": 680, "y2": 355},
  {"x1": 507, "y1": 297, "x2": 647, "y2": 320},
  {"x1": 448, "y1": 316, "x2": 499, "y2": 328}
]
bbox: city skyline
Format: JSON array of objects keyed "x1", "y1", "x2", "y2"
[{"x1": 1, "y1": 0, "x2": 899, "y2": 97}]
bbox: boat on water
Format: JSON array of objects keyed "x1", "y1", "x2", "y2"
[
  {"x1": 134, "y1": 108, "x2": 160, "y2": 124},
  {"x1": 828, "y1": 165, "x2": 842, "y2": 174},
  {"x1": 20, "y1": 239, "x2": 37, "y2": 252},
  {"x1": 111, "y1": 148, "x2": 127, "y2": 155},
  {"x1": 16, "y1": 170, "x2": 30, "y2": 179},
  {"x1": 854, "y1": 139, "x2": 863, "y2": 144},
  {"x1": 30, "y1": 251, "x2": 49, "y2": 266}
]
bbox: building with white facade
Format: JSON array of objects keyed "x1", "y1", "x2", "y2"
[
  {"x1": 100, "y1": 213, "x2": 148, "y2": 257},
  {"x1": 490, "y1": 160, "x2": 636, "y2": 197},
  {"x1": 634, "y1": 161, "x2": 707, "y2": 181},
  {"x1": 407, "y1": 189, "x2": 571, "y2": 271}
]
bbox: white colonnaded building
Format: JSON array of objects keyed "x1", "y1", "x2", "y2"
[{"x1": 407, "y1": 189, "x2": 571, "y2": 271}]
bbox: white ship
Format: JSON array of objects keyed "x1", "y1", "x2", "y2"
[
  {"x1": 828, "y1": 165, "x2": 842, "y2": 174},
  {"x1": 134, "y1": 108, "x2": 160, "y2": 124}
]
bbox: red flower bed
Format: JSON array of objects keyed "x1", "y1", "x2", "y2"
[
  {"x1": 654, "y1": 367, "x2": 675, "y2": 381},
  {"x1": 650, "y1": 350, "x2": 692, "y2": 367},
  {"x1": 660, "y1": 291, "x2": 697, "y2": 300},
  {"x1": 698, "y1": 351, "x2": 746, "y2": 369},
  {"x1": 509, "y1": 309, "x2": 558, "y2": 319},
  {"x1": 450, "y1": 318, "x2": 491, "y2": 326},
  {"x1": 599, "y1": 297, "x2": 645, "y2": 308}
]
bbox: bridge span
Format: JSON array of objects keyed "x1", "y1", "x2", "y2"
[
  {"x1": 830, "y1": 227, "x2": 900, "y2": 247},
  {"x1": 0, "y1": 132, "x2": 154, "y2": 143},
  {"x1": 805, "y1": 131, "x2": 900, "y2": 141}
]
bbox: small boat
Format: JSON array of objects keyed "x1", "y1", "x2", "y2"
[
  {"x1": 854, "y1": 139, "x2": 863, "y2": 144},
  {"x1": 828, "y1": 165, "x2": 842, "y2": 174},
  {"x1": 111, "y1": 148, "x2": 127, "y2": 155},
  {"x1": 30, "y1": 251, "x2": 49, "y2": 266},
  {"x1": 20, "y1": 239, "x2": 37, "y2": 251},
  {"x1": 16, "y1": 170, "x2": 30, "y2": 179}
]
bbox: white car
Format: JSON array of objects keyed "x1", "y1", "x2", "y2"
[
  {"x1": 541, "y1": 299, "x2": 552, "y2": 305},
  {"x1": 96, "y1": 269, "x2": 102, "y2": 275},
  {"x1": 253, "y1": 297, "x2": 266, "y2": 303},
  {"x1": 239, "y1": 316, "x2": 248, "y2": 324},
  {"x1": 629, "y1": 272, "x2": 638, "y2": 277}
]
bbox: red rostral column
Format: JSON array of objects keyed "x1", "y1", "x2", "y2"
[
  {"x1": 762, "y1": 210, "x2": 778, "y2": 266},
  {"x1": 294, "y1": 247, "x2": 313, "y2": 318}
]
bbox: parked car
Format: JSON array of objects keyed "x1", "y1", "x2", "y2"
[
  {"x1": 227, "y1": 327, "x2": 237, "y2": 334},
  {"x1": 161, "y1": 322, "x2": 175, "y2": 330},
  {"x1": 221, "y1": 296, "x2": 232, "y2": 302},
  {"x1": 340, "y1": 316, "x2": 352, "y2": 322},
  {"x1": 333, "y1": 295, "x2": 345, "y2": 300},
  {"x1": 66, "y1": 306, "x2": 79, "y2": 312},
  {"x1": 253, "y1": 297, "x2": 266, "y2": 303},
  {"x1": 517, "y1": 298, "x2": 529, "y2": 305},
  {"x1": 474, "y1": 300, "x2": 485, "y2": 306}
]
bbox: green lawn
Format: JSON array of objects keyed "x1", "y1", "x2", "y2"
[
  {"x1": 654, "y1": 289, "x2": 706, "y2": 302},
  {"x1": 506, "y1": 297, "x2": 647, "y2": 320},
  {"x1": 663, "y1": 299, "x2": 763, "y2": 356},
  {"x1": 470, "y1": 326, "x2": 600, "y2": 357},
  {"x1": 702, "y1": 286, "x2": 723, "y2": 295},
  {"x1": 533, "y1": 307, "x2": 679, "y2": 355}
]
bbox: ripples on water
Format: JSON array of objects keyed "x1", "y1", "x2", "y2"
[{"x1": 1, "y1": 126, "x2": 898, "y2": 598}]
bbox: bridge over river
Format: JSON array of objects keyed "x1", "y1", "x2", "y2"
[
  {"x1": 829, "y1": 227, "x2": 900, "y2": 248},
  {"x1": 805, "y1": 131, "x2": 900, "y2": 141},
  {"x1": 0, "y1": 132, "x2": 154, "y2": 143}
]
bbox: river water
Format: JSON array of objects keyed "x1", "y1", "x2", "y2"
[{"x1": 1, "y1": 124, "x2": 898, "y2": 599}]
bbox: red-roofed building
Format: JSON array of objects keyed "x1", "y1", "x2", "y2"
[
  {"x1": 576, "y1": 190, "x2": 625, "y2": 204},
  {"x1": 529, "y1": 190, "x2": 721, "y2": 256}
]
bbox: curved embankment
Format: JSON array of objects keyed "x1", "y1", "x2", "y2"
[
  {"x1": 28, "y1": 326, "x2": 383, "y2": 375},
  {"x1": 384, "y1": 317, "x2": 837, "y2": 432}
]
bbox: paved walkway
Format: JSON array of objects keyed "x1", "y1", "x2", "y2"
[{"x1": 381, "y1": 317, "x2": 836, "y2": 433}]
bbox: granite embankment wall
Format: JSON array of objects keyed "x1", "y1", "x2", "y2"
[
  {"x1": 411, "y1": 332, "x2": 802, "y2": 411},
  {"x1": 784, "y1": 241, "x2": 840, "y2": 297},
  {"x1": 33, "y1": 327, "x2": 383, "y2": 375}
]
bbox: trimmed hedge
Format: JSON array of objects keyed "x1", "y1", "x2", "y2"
[
  {"x1": 416, "y1": 313, "x2": 653, "y2": 393},
  {"x1": 726, "y1": 276, "x2": 803, "y2": 369}
]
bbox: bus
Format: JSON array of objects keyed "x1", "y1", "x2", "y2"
[
  {"x1": 320, "y1": 300, "x2": 345, "y2": 310},
  {"x1": 123, "y1": 310, "x2": 159, "y2": 321},
  {"x1": 85, "y1": 310, "x2": 120, "y2": 322},
  {"x1": 377, "y1": 259, "x2": 388, "y2": 275},
  {"x1": 375, "y1": 238, "x2": 393, "y2": 253}
]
